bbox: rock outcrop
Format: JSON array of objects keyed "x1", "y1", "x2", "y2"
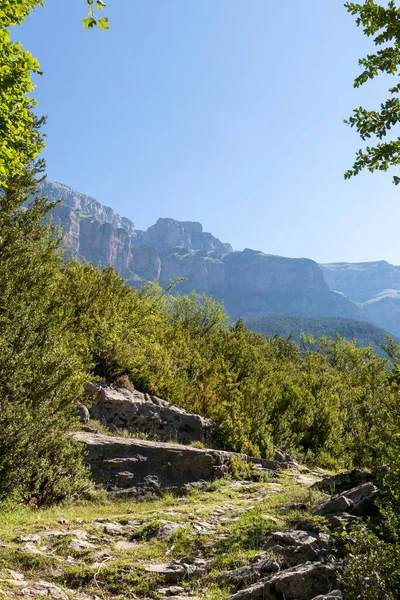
[
  {"x1": 312, "y1": 482, "x2": 380, "y2": 520},
  {"x1": 41, "y1": 180, "x2": 400, "y2": 333},
  {"x1": 75, "y1": 432, "x2": 240, "y2": 491},
  {"x1": 320, "y1": 261, "x2": 400, "y2": 304},
  {"x1": 86, "y1": 382, "x2": 217, "y2": 445},
  {"x1": 229, "y1": 561, "x2": 339, "y2": 600}
]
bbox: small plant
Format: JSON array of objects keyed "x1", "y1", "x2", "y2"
[
  {"x1": 190, "y1": 440, "x2": 206, "y2": 449},
  {"x1": 132, "y1": 519, "x2": 162, "y2": 541},
  {"x1": 226, "y1": 508, "x2": 276, "y2": 551},
  {"x1": 229, "y1": 455, "x2": 254, "y2": 481},
  {"x1": 115, "y1": 374, "x2": 135, "y2": 391}
]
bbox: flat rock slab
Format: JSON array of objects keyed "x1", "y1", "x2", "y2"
[{"x1": 75, "y1": 432, "x2": 241, "y2": 489}]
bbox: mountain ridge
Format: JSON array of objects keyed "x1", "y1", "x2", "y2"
[{"x1": 40, "y1": 180, "x2": 400, "y2": 336}]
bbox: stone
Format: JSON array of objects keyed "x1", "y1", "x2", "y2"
[
  {"x1": 312, "y1": 482, "x2": 379, "y2": 520},
  {"x1": 102, "y1": 522, "x2": 125, "y2": 536},
  {"x1": 318, "y1": 533, "x2": 332, "y2": 552},
  {"x1": 145, "y1": 558, "x2": 207, "y2": 583},
  {"x1": 311, "y1": 592, "x2": 343, "y2": 600},
  {"x1": 270, "y1": 530, "x2": 317, "y2": 547},
  {"x1": 75, "y1": 431, "x2": 242, "y2": 490},
  {"x1": 274, "y1": 448, "x2": 298, "y2": 465},
  {"x1": 312, "y1": 495, "x2": 353, "y2": 516},
  {"x1": 86, "y1": 383, "x2": 217, "y2": 445},
  {"x1": 153, "y1": 521, "x2": 183, "y2": 540},
  {"x1": 21, "y1": 581, "x2": 69, "y2": 598},
  {"x1": 229, "y1": 561, "x2": 338, "y2": 600},
  {"x1": 42, "y1": 529, "x2": 88, "y2": 539},
  {"x1": 144, "y1": 563, "x2": 187, "y2": 584},
  {"x1": 218, "y1": 558, "x2": 280, "y2": 588},
  {"x1": 343, "y1": 482, "x2": 380, "y2": 517},
  {"x1": 75, "y1": 402, "x2": 90, "y2": 424},
  {"x1": 264, "y1": 530, "x2": 333, "y2": 568},
  {"x1": 68, "y1": 539, "x2": 97, "y2": 551},
  {"x1": 17, "y1": 534, "x2": 40, "y2": 543},
  {"x1": 314, "y1": 469, "x2": 374, "y2": 495},
  {"x1": 325, "y1": 513, "x2": 359, "y2": 529},
  {"x1": 21, "y1": 542, "x2": 46, "y2": 555},
  {"x1": 157, "y1": 586, "x2": 185, "y2": 597}
]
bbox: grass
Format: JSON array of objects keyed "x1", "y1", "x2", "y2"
[{"x1": 0, "y1": 474, "x2": 327, "y2": 599}]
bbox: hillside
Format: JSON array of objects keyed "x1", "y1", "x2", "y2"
[{"x1": 246, "y1": 314, "x2": 396, "y2": 355}]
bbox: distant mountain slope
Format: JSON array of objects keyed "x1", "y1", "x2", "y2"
[
  {"x1": 320, "y1": 261, "x2": 400, "y2": 303},
  {"x1": 39, "y1": 180, "x2": 400, "y2": 335},
  {"x1": 320, "y1": 261, "x2": 400, "y2": 336},
  {"x1": 246, "y1": 314, "x2": 397, "y2": 355}
]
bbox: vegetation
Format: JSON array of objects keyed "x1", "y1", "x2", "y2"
[
  {"x1": 345, "y1": 1, "x2": 400, "y2": 184},
  {"x1": 246, "y1": 313, "x2": 396, "y2": 356},
  {"x1": 51, "y1": 262, "x2": 400, "y2": 470},
  {"x1": 3, "y1": 217, "x2": 400, "y2": 503},
  {"x1": 0, "y1": 475, "x2": 320, "y2": 599}
]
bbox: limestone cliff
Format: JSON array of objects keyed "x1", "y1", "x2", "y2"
[
  {"x1": 320, "y1": 261, "x2": 400, "y2": 335},
  {"x1": 41, "y1": 180, "x2": 394, "y2": 330}
]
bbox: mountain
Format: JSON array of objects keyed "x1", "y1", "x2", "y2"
[
  {"x1": 246, "y1": 314, "x2": 396, "y2": 356},
  {"x1": 40, "y1": 180, "x2": 400, "y2": 336},
  {"x1": 320, "y1": 262, "x2": 400, "y2": 335}
]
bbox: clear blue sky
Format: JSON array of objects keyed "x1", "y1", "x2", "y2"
[{"x1": 16, "y1": 0, "x2": 400, "y2": 264}]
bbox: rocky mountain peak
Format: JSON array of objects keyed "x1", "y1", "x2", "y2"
[
  {"x1": 38, "y1": 180, "x2": 400, "y2": 335},
  {"x1": 140, "y1": 217, "x2": 232, "y2": 255}
]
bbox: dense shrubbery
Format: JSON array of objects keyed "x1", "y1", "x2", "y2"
[
  {"x1": 57, "y1": 261, "x2": 400, "y2": 468},
  {"x1": 2, "y1": 180, "x2": 400, "y2": 503},
  {"x1": 246, "y1": 313, "x2": 397, "y2": 357},
  {"x1": 0, "y1": 166, "x2": 90, "y2": 506}
]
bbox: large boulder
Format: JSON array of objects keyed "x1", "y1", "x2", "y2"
[
  {"x1": 86, "y1": 383, "x2": 217, "y2": 445},
  {"x1": 265, "y1": 530, "x2": 333, "y2": 568},
  {"x1": 229, "y1": 561, "x2": 338, "y2": 600},
  {"x1": 75, "y1": 431, "x2": 239, "y2": 491},
  {"x1": 314, "y1": 469, "x2": 374, "y2": 495},
  {"x1": 218, "y1": 558, "x2": 280, "y2": 589},
  {"x1": 312, "y1": 482, "x2": 380, "y2": 519}
]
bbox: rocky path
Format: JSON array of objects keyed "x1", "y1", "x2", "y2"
[{"x1": 0, "y1": 469, "x2": 378, "y2": 600}]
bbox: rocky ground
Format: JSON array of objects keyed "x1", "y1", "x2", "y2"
[
  {"x1": 0, "y1": 386, "x2": 379, "y2": 599},
  {"x1": 0, "y1": 466, "x2": 377, "y2": 600}
]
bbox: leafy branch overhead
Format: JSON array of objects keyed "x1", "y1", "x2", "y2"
[
  {"x1": 345, "y1": 1, "x2": 400, "y2": 184},
  {"x1": 84, "y1": 0, "x2": 109, "y2": 30}
]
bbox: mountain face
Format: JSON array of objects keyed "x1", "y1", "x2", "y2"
[
  {"x1": 320, "y1": 261, "x2": 400, "y2": 303},
  {"x1": 40, "y1": 180, "x2": 400, "y2": 334},
  {"x1": 320, "y1": 262, "x2": 400, "y2": 335}
]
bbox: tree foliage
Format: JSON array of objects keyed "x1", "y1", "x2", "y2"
[
  {"x1": 56, "y1": 261, "x2": 400, "y2": 469},
  {"x1": 0, "y1": 161, "x2": 91, "y2": 505},
  {"x1": 0, "y1": 1, "x2": 45, "y2": 186},
  {"x1": 345, "y1": 0, "x2": 400, "y2": 183},
  {"x1": 246, "y1": 313, "x2": 396, "y2": 357}
]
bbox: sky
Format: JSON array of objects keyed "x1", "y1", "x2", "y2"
[{"x1": 15, "y1": 0, "x2": 400, "y2": 264}]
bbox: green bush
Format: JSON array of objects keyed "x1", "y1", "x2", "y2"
[{"x1": 0, "y1": 167, "x2": 91, "y2": 505}]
